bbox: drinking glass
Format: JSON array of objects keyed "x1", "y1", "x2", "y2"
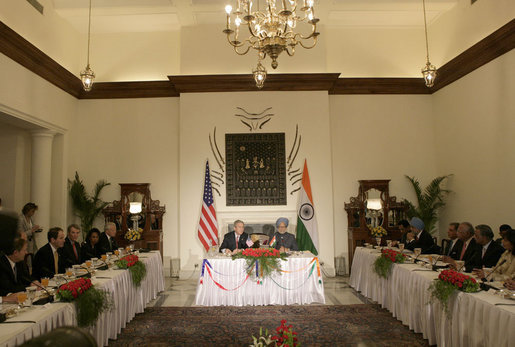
[
  {"x1": 414, "y1": 248, "x2": 422, "y2": 258},
  {"x1": 85, "y1": 260, "x2": 92, "y2": 268},
  {"x1": 399, "y1": 243, "x2": 405, "y2": 252},
  {"x1": 26, "y1": 287, "x2": 36, "y2": 304},
  {"x1": 129, "y1": 244, "x2": 134, "y2": 252},
  {"x1": 101, "y1": 254, "x2": 107, "y2": 262},
  {"x1": 375, "y1": 237, "x2": 381, "y2": 247},
  {"x1": 386, "y1": 240, "x2": 392, "y2": 248},
  {"x1": 114, "y1": 249, "x2": 120, "y2": 256},
  {"x1": 41, "y1": 277, "x2": 49, "y2": 288},
  {"x1": 125, "y1": 246, "x2": 131, "y2": 253},
  {"x1": 65, "y1": 268, "x2": 73, "y2": 278},
  {"x1": 17, "y1": 292, "x2": 27, "y2": 308}
]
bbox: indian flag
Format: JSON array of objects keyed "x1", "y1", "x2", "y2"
[
  {"x1": 295, "y1": 160, "x2": 319, "y2": 255},
  {"x1": 269, "y1": 235, "x2": 276, "y2": 247}
]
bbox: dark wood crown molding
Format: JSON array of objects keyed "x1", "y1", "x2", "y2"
[
  {"x1": 0, "y1": 19, "x2": 513, "y2": 98},
  {"x1": 168, "y1": 73, "x2": 341, "y2": 93}
]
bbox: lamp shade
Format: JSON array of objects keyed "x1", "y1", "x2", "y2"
[
  {"x1": 366, "y1": 199, "x2": 382, "y2": 210},
  {"x1": 129, "y1": 202, "x2": 142, "y2": 214}
]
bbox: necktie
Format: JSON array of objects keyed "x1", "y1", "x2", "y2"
[
  {"x1": 72, "y1": 242, "x2": 78, "y2": 260},
  {"x1": 54, "y1": 250, "x2": 59, "y2": 274},
  {"x1": 109, "y1": 237, "x2": 113, "y2": 250},
  {"x1": 13, "y1": 263, "x2": 17, "y2": 282},
  {"x1": 236, "y1": 235, "x2": 240, "y2": 249},
  {"x1": 459, "y1": 242, "x2": 467, "y2": 260},
  {"x1": 482, "y1": 247, "x2": 486, "y2": 258}
]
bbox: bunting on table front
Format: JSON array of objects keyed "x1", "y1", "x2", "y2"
[
  {"x1": 295, "y1": 160, "x2": 319, "y2": 255},
  {"x1": 197, "y1": 160, "x2": 219, "y2": 252}
]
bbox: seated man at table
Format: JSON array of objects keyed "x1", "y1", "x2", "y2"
[
  {"x1": 0, "y1": 233, "x2": 32, "y2": 301},
  {"x1": 98, "y1": 222, "x2": 119, "y2": 255},
  {"x1": 468, "y1": 224, "x2": 504, "y2": 271},
  {"x1": 391, "y1": 220, "x2": 410, "y2": 247},
  {"x1": 444, "y1": 222, "x2": 463, "y2": 258},
  {"x1": 219, "y1": 219, "x2": 250, "y2": 255},
  {"x1": 62, "y1": 224, "x2": 82, "y2": 268},
  {"x1": 271, "y1": 217, "x2": 298, "y2": 252},
  {"x1": 444, "y1": 222, "x2": 480, "y2": 270},
  {"x1": 405, "y1": 217, "x2": 435, "y2": 254},
  {"x1": 32, "y1": 227, "x2": 66, "y2": 281}
]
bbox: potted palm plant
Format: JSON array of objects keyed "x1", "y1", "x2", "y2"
[
  {"x1": 403, "y1": 174, "x2": 452, "y2": 235},
  {"x1": 68, "y1": 172, "x2": 110, "y2": 240}
]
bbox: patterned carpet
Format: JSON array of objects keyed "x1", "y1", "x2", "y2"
[{"x1": 108, "y1": 305, "x2": 429, "y2": 347}]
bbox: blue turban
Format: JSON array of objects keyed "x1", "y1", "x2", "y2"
[
  {"x1": 410, "y1": 217, "x2": 425, "y2": 231},
  {"x1": 276, "y1": 218, "x2": 289, "y2": 228}
]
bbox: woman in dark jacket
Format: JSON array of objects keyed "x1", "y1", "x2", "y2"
[{"x1": 81, "y1": 228, "x2": 102, "y2": 261}]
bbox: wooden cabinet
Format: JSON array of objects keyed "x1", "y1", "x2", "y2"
[
  {"x1": 344, "y1": 180, "x2": 407, "y2": 269},
  {"x1": 102, "y1": 183, "x2": 165, "y2": 258}
]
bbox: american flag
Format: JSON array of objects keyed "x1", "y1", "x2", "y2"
[{"x1": 197, "y1": 160, "x2": 219, "y2": 251}]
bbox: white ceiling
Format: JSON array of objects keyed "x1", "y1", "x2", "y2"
[{"x1": 51, "y1": 0, "x2": 457, "y2": 34}]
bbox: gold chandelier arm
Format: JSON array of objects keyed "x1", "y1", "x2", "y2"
[
  {"x1": 284, "y1": 46, "x2": 295, "y2": 57},
  {"x1": 297, "y1": 35, "x2": 318, "y2": 49},
  {"x1": 293, "y1": 24, "x2": 318, "y2": 41},
  {"x1": 233, "y1": 45, "x2": 252, "y2": 55}
]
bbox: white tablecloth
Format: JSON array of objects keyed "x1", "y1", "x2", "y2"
[
  {"x1": 195, "y1": 254, "x2": 325, "y2": 306},
  {"x1": 0, "y1": 251, "x2": 164, "y2": 347},
  {"x1": 350, "y1": 247, "x2": 515, "y2": 346}
]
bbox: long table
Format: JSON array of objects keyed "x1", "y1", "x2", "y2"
[
  {"x1": 350, "y1": 247, "x2": 515, "y2": 346},
  {"x1": 0, "y1": 251, "x2": 164, "y2": 347},
  {"x1": 195, "y1": 254, "x2": 325, "y2": 306}
]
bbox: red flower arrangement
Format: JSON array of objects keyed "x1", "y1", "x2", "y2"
[
  {"x1": 56, "y1": 277, "x2": 92, "y2": 300},
  {"x1": 271, "y1": 320, "x2": 299, "y2": 347},
  {"x1": 116, "y1": 254, "x2": 139, "y2": 267},
  {"x1": 56, "y1": 278, "x2": 112, "y2": 327},
  {"x1": 115, "y1": 254, "x2": 147, "y2": 287},
  {"x1": 242, "y1": 248, "x2": 282, "y2": 258},
  {"x1": 373, "y1": 249, "x2": 406, "y2": 278},
  {"x1": 250, "y1": 320, "x2": 300, "y2": 347},
  {"x1": 429, "y1": 269, "x2": 480, "y2": 314}
]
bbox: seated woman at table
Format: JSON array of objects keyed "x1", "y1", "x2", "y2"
[
  {"x1": 81, "y1": 228, "x2": 102, "y2": 261},
  {"x1": 473, "y1": 229, "x2": 515, "y2": 281},
  {"x1": 271, "y1": 218, "x2": 298, "y2": 253}
]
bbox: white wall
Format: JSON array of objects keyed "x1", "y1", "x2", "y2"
[
  {"x1": 69, "y1": 98, "x2": 180, "y2": 265},
  {"x1": 179, "y1": 92, "x2": 335, "y2": 272},
  {"x1": 433, "y1": 49, "x2": 515, "y2": 237},
  {"x1": 329, "y1": 95, "x2": 437, "y2": 271}
]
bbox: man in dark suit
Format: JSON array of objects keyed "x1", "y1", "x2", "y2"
[
  {"x1": 444, "y1": 222, "x2": 480, "y2": 271},
  {"x1": 468, "y1": 224, "x2": 504, "y2": 272},
  {"x1": 219, "y1": 220, "x2": 250, "y2": 255},
  {"x1": 0, "y1": 236, "x2": 31, "y2": 297},
  {"x1": 444, "y1": 222, "x2": 463, "y2": 258},
  {"x1": 405, "y1": 217, "x2": 435, "y2": 254},
  {"x1": 32, "y1": 227, "x2": 66, "y2": 281},
  {"x1": 62, "y1": 224, "x2": 82, "y2": 268},
  {"x1": 98, "y1": 222, "x2": 119, "y2": 255}
]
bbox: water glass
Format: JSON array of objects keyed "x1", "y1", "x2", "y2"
[
  {"x1": 65, "y1": 268, "x2": 73, "y2": 277},
  {"x1": 41, "y1": 277, "x2": 49, "y2": 288},
  {"x1": 399, "y1": 243, "x2": 405, "y2": 252},
  {"x1": 375, "y1": 237, "x2": 381, "y2": 247},
  {"x1": 26, "y1": 287, "x2": 36, "y2": 303},
  {"x1": 414, "y1": 248, "x2": 422, "y2": 258},
  {"x1": 386, "y1": 240, "x2": 392, "y2": 248}
]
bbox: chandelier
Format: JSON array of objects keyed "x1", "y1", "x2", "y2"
[
  {"x1": 223, "y1": 0, "x2": 320, "y2": 88},
  {"x1": 80, "y1": 0, "x2": 95, "y2": 92},
  {"x1": 421, "y1": 0, "x2": 437, "y2": 87}
]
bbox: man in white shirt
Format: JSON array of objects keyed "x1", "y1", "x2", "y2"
[{"x1": 219, "y1": 220, "x2": 250, "y2": 255}]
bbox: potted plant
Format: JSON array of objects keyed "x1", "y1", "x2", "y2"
[
  {"x1": 68, "y1": 172, "x2": 110, "y2": 240},
  {"x1": 403, "y1": 175, "x2": 452, "y2": 235}
]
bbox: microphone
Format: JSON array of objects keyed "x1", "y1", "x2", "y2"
[{"x1": 481, "y1": 259, "x2": 506, "y2": 282}]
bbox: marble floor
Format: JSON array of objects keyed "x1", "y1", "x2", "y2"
[{"x1": 149, "y1": 275, "x2": 368, "y2": 307}]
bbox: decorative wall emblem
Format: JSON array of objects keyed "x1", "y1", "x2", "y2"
[
  {"x1": 225, "y1": 133, "x2": 286, "y2": 206},
  {"x1": 234, "y1": 107, "x2": 274, "y2": 131}
]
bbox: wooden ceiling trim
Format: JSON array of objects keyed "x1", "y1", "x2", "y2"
[
  {"x1": 78, "y1": 81, "x2": 179, "y2": 99},
  {"x1": 168, "y1": 73, "x2": 341, "y2": 93},
  {"x1": 0, "y1": 19, "x2": 513, "y2": 98},
  {"x1": 432, "y1": 19, "x2": 515, "y2": 92},
  {"x1": 0, "y1": 21, "x2": 82, "y2": 98}
]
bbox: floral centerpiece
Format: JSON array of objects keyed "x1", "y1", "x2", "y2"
[
  {"x1": 373, "y1": 249, "x2": 406, "y2": 279},
  {"x1": 428, "y1": 269, "x2": 479, "y2": 314},
  {"x1": 125, "y1": 228, "x2": 142, "y2": 241},
  {"x1": 250, "y1": 320, "x2": 299, "y2": 347},
  {"x1": 115, "y1": 254, "x2": 147, "y2": 287},
  {"x1": 56, "y1": 278, "x2": 112, "y2": 327},
  {"x1": 232, "y1": 248, "x2": 288, "y2": 282},
  {"x1": 368, "y1": 225, "x2": 387, "y2": 238}
]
